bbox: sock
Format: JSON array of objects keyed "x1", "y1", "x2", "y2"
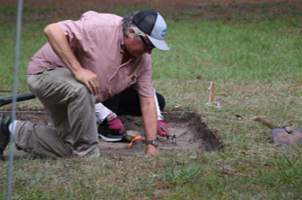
[{"x1": 9, "y1": 120, "x2": 18, "y2": 135}]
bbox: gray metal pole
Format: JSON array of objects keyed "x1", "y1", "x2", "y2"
[{"x1": 7, "y1": 0, "x2": 23, "y2": 199}]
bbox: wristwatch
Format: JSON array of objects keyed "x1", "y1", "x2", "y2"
[{"x1": 145, "y1": 140, "x2": 158, "y2": 147}]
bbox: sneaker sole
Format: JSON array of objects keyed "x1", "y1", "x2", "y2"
[{"x1": 98, "y1": 134, "x2": 123, "y2": 142}]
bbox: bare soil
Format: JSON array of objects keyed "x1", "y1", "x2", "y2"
[{"x1": 3, "y1": 111, "x2": 222, "y2": 159}]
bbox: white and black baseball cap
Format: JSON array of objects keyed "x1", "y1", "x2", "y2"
[{"x1": 132, "y1": 10, "x2": 169, "y2": 51}]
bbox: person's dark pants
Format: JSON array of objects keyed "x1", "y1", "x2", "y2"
[{"x1": 102, "y1": 87, "x2": 165, "y2": 116}]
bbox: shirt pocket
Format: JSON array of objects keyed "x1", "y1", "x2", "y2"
[
  {"x1": 108, "y1": 75, "x2": 137, "y2": 98},
  {"x1": 126, "y1": 75, "x2": 137, "y2": 87}
]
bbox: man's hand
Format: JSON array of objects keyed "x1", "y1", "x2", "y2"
[
  {"x1": 157, "y1": 120, "x2": 169, "y2": 136},
  {"x1": 106, "y1": 112, "x2": 124, "y2": 134},
  {"x1": 74, "y1": 68, "x2": 99, "y2": 95},
  {"x1": 146, "y1": 144, "x2": 158, "y2": 154},
  {"x1": 44, "y1": 23, "x2": 99, "y2": 95}
]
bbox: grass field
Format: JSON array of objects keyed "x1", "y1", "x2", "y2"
[{"x1": 1, "y1": 2, "x2": 302, "y2": 199}]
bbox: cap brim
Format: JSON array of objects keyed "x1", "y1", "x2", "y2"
[{"x1": 147, "y1": 35, "x2": 170, "y2": 51}]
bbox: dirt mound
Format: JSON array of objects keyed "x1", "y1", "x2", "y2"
[{"x1": 3, "y1": 111, "x2": 222, "y2": 159}]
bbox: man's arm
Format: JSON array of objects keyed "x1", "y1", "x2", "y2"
[
  {"x1": 43, "y1": 23, "x2": 99, "y2": 95},
  {"x1": 139, "y1": 94, "x2": 158, "y2": 154}
]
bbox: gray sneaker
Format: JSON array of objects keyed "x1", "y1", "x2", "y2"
[{"x1": 0, "y1": 113, "x2": 11, "y2": 161}]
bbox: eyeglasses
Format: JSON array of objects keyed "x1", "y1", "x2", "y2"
[{"x1": 139, "y1": 36, "x2": 155, "y2": 50}]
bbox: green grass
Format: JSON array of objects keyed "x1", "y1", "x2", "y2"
[
  {"x1": 151, "y1": 19, "x2": 302, "y2": 83},
  {"x1": 1, "y1": 2, "x2": 302, "y2": 199},
  {"x1": 0, "y1": 21, "x2": 48, "y2": 93}
]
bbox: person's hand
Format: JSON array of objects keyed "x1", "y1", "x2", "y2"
[
  {"x1": 157, "y1": 120, "x2": 169, "y2": 136},
  {"x1": 146, "y1": 144, "x2": 158, "y2": 154},
  {"x1": 106, "y1": 112, "x2": 124, "y2": 134},
  {"x1": 74, "y1": 68, "x2": 99, "y2": 95}
]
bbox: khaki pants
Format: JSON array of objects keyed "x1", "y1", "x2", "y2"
[{"x1": 14, "y1": 68, "x2": 100, "y2": 158}]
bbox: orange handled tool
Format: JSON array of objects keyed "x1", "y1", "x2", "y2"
[{"x1": 128, "y1": 135, "x2": 142, "y2": 148}]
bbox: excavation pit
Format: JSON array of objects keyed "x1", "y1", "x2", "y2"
[{"x1": 3, "y1": 111, "x2": 222, "y2": 158}]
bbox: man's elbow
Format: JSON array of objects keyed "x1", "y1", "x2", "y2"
[{"x1": 43, "y1": 23, "x2": 59, "y2": 37}]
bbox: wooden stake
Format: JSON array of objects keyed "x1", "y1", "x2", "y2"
[{"x1": 208, "y1": 82, "x2": 215, "y2": 104}]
